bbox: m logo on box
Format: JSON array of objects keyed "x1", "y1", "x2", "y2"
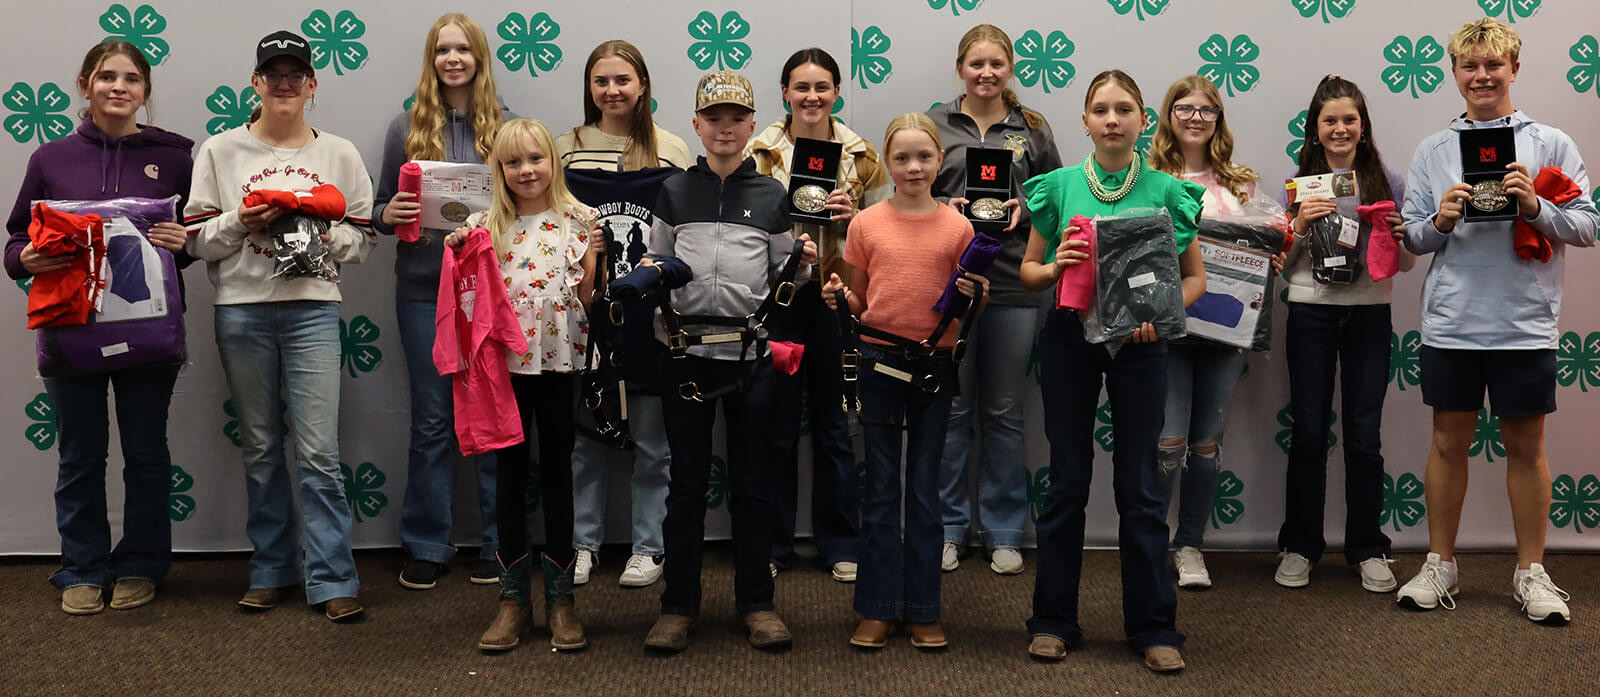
[
  {"x1": 980, "y1": 165, "x2": 997, "y2": 181},
  {"x1": 808, "y1": 157, "x2": 826, "y2": 172}
]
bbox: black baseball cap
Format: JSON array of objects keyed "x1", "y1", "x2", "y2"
[{"x1": 255, "y1": 31, "x2": 313, "y2": 72}]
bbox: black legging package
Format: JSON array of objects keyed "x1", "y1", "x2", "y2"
[
  {"x1": 1304, "y1": 195, "x2": 1365, "y2": 285},
  {"x1": 1082, "y1": 207, "x2": 1187, "y2": 344}
]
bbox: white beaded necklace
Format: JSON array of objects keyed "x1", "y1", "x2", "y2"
[{"x1": 1083, "y1": 152, "x2": 1141, "y2": 203}]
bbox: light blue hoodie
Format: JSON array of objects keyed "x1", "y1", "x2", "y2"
[{"x1": 1402, "y1": 111, "x2": 1599, "y2": 350}]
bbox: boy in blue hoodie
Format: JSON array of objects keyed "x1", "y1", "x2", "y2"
[{"x1": 1398, "y1": 17, "x2": 1599, "y2": 625}]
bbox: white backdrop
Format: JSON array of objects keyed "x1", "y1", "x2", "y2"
[{"x1": 2, "y1": 0, "x2": 1598, "y2": 555}]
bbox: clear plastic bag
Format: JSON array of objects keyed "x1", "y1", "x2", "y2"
[
  {"x1": 1081, "y1": 207, "x2": 1187, "y2": 346},
  {"x1": 39, "y1": 194, "x2": 179, "y2": 231},
  {"x1": 1191, "y1": 195, "x2": 1289, "y2": 351},
  {"x1": 1304, "y1": 195, "x2": 1364, "y2": 285},
  {"x1": 268, "y1": 213, "x2": 338, "y2": 282}
]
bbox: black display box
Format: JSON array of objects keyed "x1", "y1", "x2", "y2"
[
  {"x1": 1459, "y1": 126, "x2": 1517, "y2": 222},
  {"x1": 963, "y1": 147, "x2": 1013, "y2": 235},
  {"x1": 786, "y1": 137, "x2": 843, "y2": 224}
]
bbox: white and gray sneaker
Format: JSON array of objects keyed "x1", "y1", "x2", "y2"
[
  {"x1": 832, "y1": 561, "x2": 858, "y2": 583},
  {"x1": 1274, "y1": 552, "x2": 1312, "y2": 588},
  {"x1": 619, "y1": 553, "x2": 663, "y2": 587},
  {"x1": 1396, "y1": 552, "x2": 1458, "y2": 611},
  {"x1": 1358, "y1": 556, "x2": 1398, "y2": 593},
  {"x1": 1174, "y1": 546, "x2": 1211, "y2": 589},
  {"x1": 1513, "y1": 563, "x2": 1571, "y2": 626},
  {"x1": 990, "y1": 547, "x2": 1024, "y2": 575},
  {"x1": 941, "y1": 541, "x2": 961, "y2": 572},
  {"x1": 574, "y1": 549, "x2": 596, "y2": 586}
]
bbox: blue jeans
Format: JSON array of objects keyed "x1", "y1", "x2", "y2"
[
  {"x1": 572, "y1": 389, "x2": 670, "y2": 557},
  {"x1": 44, "y1": 362, "x2": 181, "y2": 590},
  {"x1": 395, "y1": 297, "x2": 496, "y2": 563},
  {"x1": 939, "y1": 303, "x2": 1039, "y2": 549},
  {"x1": 215, "y1": 302, "x2": 358, "y2": 605},
  {"x1": 855, "y1": 349, "x2": 954, "y2": 623},
  {"x1": 1028, "y1": 310, "x2": 1183, "y2": 651},
  {"x1": 1159, "y1": 342, "x2": 1248, "y2": 549},
  {"x1": 1278, "y1": 302, "x2": 1392, "y2": 565}
]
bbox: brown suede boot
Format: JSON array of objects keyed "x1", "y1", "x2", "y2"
[
  {"x1": 548, "y1": 596, "x2": 587, "y2": 650},
  {"x1": 477, "y1": 599, "x2": 530, "y2": 652}
]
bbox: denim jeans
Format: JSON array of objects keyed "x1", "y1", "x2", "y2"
[
  {"x1": 44, "y1": 361, "x2": 181, "y2": 590},
  {"x1": 215, "y1": 302, "x2": 358, "y2": 605},
  {"x1": 1028, "y1": 310, "x2": 1183, "y2": 651},
  {"x1": 658, "y1": 356, "x2": 776, "y2": 616},
  {"x1": 769, "y1": 283, "x2": 860, "y2": 568},
  {"x1": 572, "y1": 389, "x2": 671, "y2": 557},
  {"x1": 395, "y1": 297, "x2": 497, "y2": 564},
  {"x1": 496, "y1": 373, "x2": 576, "y2": 569},
  {"x1": 1159, "y1": 341, "x2": 1248, "y2": 549},
  {"x1": 939, "y1": 303, "x2": 1039, "y2": 549},
  {"x1": 855, "y1": 349, "x2": 954, "y2": 623},
  {"x1": 1277, "y1": 302, "x2": 1393, "y2": 564}
]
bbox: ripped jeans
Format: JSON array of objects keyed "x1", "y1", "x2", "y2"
[{"x1": 1158, "y1": 341, "x2": 1248, "y2": 549}]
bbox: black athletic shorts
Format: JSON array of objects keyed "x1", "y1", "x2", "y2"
[{"x1": 1419, "y1": 345, "x2": 1557, "y2": 418}]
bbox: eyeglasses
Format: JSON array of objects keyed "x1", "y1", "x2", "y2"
[
  {"x1": 1171, "y1": 105, "x2": 1222, "y2": 122},
  {"x1": 256, "y1": 72, "x2": 311, "y2": 89}
]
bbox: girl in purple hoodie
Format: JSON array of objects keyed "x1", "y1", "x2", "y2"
[{"x1": 3, "y1": 40, "x2": 195, "y2": 616}]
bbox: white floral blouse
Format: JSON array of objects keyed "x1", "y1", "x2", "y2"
[{"x1": 469, "y1": 207, "x2": 593, "y2": 374}]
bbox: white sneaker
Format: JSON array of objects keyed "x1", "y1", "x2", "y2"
[
  {"x1": 573, "y1": 549, "x2": 595, "y2": 586},
  {"x1": 831, "y1": 561, "x2": 858, "y2": 583},
  {"x1": 990, "y1": 547, "x2": 1024, "y2": 575},
  {"x1": 769, "y1": 561, "x2": 779, "y2": 578},
  {"x1": 1274, "y1": 552, "x2": 1312, "y2": 588},
  {"x1": 619, "y1": 554, "x2": 663, "y2": 588},
  {"x1": 1174, "y1": 546, "x2": 1211, "y2": 589},
  {"x1": 941, "y1": 541, "x2": 960, "y2": 572},
  {"x1": 1396, "y1": 552, "x2": 1458, "y2": 611},
  {"x1": 1358, "y1": 556, "x2": 1398, "y2": 593},
  {"x1": 1513, "y1": 563, "x2": 1571, "y2": 625}
]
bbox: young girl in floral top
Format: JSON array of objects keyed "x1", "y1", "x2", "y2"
[{"x1": 446, "y1": 117, "x2": 602, "y2": 653}]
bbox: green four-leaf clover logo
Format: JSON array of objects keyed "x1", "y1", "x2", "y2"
[
  {"x1": 1381, "y1": 472, "x2": 1426, "y2": 531},
  {"x1": 927, "y1": 0, "x2": 984, "y2": 15},
  {"x1": 497, "y1": 12, "x2": 563, "y2": 77},
  {"x1": 222, "y1": 399, "x2": 241, "y2": 446},
  {"x1": 99, "y1": 4, "x2": 169, "y2": 65},
  {"x1": 301, "y1": 9, "x2": 369, "y2": 76},
  {"x1": 24, "y1": 392, "x2": 56, "y2": 451},
  {"x1": 1274, "y1": 404, "x2": 1336, "y2": 456},
  {"x1": 1014, "y1": 30, "x2": 1075, "y2": 94},
  {"x1": 1285, "y1": 109, "x2": 1308, "y2": 164},
  {"x1": 1470, "y1": 407, "x2": 1505, "y2": 462},
  {"x1": 4, "y1": 82, "x2": 73, "y2": 145},
  {"x1": 1291, "y1": 0, "x2": 1354, "y2": 23},
  {"x1": 1108, "y1": 0, "x2": 1171, "y2": 20},
  {"x1": 1570, "y1": 36, "x2": 1600, "y2": 99},
  {"x1": 852, "y1": 27, "x2": 892, "y2": 90},
  {"x1": 340, "y1": 315, "x2": 382, "y2": 377},
  {"x1": 169, "y1": 465, "x2": 196, "y2": 522},
  {"x1": 1094, "y1": 401, "x2": 1115, "y2": 452},
  {"x1": 1134, "y1": 106, "x2": 1159, "y2": 156},
  {"x1": 1390, "y1": 330, "x2": 1422, "y2": 389},
  {"x1": 1198, "y1": 34, "x2": 1260, "y2": 97},
  {"x1": 1555, "y1": 330, "x2": 1600, "y2": 391},
  {"x1": 1479, "y1": 0, "x2": 1541, "y2": 24},
  {"x1": 686, "y1": 11, "x2": 751, "y2": 71},
  {"x1": 1027, "y1": 467, "x2": 1052, "y2": 524},
  {"x1": 1211, "y1": 470, "x2": 1245, "y2": 529},
  {"x1": 340, "y1": 461, "x2": 388, "y2": 521},
  {"x1": 706, "y1": 455, "x2": 731, "y2": 509},
  {"x1": 1550, "y1": 473, "x2": 1600, "y2": 532},
  {"x1": 1381, "y1": 36, "x2": 1446, "y2": 99},
  {"x1": 204, "y1": 85, "x2": 259, "y2": 136}
]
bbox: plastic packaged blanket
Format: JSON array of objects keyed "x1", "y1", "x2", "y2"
[
  {"x1": 268, "y1": 213, "x2": 338, "y2": 281},
  {"x1": 1082, "y1": 207, "x2": 1187, "y2": 345},
  {"x1": 1189, "y1": 196, "x2": 1288, "y2": 351}
]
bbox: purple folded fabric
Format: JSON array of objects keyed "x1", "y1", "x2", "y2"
[{"x1": 932, "y1": 232, "x2": 1003, "y2": 315}]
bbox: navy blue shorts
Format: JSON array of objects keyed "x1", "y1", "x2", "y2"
[{"x1": 1419, "y1": 345, "x2": 1556, "y2": 418}]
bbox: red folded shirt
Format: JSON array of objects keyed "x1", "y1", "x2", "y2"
[
  {"x1": 26, "y1": 203, "x2": 106, "y2": 329},
  {"x1": 1513, "y1": 167, "x2": 1582, "y2": 263},
  {"x1": 242, "y1": 183, "x2": 348, "y2": 220}
]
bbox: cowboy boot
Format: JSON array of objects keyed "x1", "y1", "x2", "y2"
[
  {"x1": 543, "y1": 554, "x2": 588, "y2": 650},
  {"x1": 477, "y1": 553, "x2": 532, "y2": 652}
]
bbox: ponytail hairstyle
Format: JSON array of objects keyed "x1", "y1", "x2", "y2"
[
  {"x1": 405, "y1": 14, "x2": 504, "y2": 162},
  {"x1": 77, "y1": 40, "x2": 153, "y2": 121},
  {"x1": 779, "y1": 47, "x2": 842, "y2": 136},
  {"x1": 1294, "y1": 75, "x2": 1393, "y2": 206},
  {"x1": 954, "y1": 24, "x2": 1045, "y2": 131},
  {"x1": 882, "y1": 112, "x2": 943, "y2": 155},
  {"x1": 577, "y1": 39, "x2": 659, "y2": 171},
  {"x1": 1149, "y1": 75, "x2": 1259, "y2": 202},
  {"x1": 485, "y1": 118, "x2": 588, "y2": 259}
]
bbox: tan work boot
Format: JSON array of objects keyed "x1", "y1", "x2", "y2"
[
  {"x1": 477, "y1": 599, "x2": 530, "y2": 652},
  {"x1": 61, "y1": 585, "x2": 104, "y2": 615},
  {"x1": 644, "y1": 613, "x2": 695, "y2": 652},
  {"x1": 548, "y1": 596, "x2": 587, "y2": 650},
  {"x1": 323, "y1": 596, "x2": 365, "y2": 623},
  {"x1": 110, "y1": 578, "x2": 156, "y2": 610},
  {"x1": 236, "y1": 585, "x2": 290, "y2": 612},
  {"x1": 1028, "y1": 634, "x2": 1068, "y2": 660},
  {"x1": 849, "y1": 619, "x2": 894, "y2": 649},
  {"x1": 1144, "y1": 645, "x2": 1186, "y2": 672},
  {"x1": 908, "y1": 622, "x2": 948, "y2": 649},
  {"x1": 744, "y1": 610, "x2": 793, "y2": 649}
]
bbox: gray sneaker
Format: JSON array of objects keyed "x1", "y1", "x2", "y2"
[
  {"x1": 1358, "y1": 556, "x2": 1398, "y2": 593},
  {"x1": 1274, "y1": 552, "x2": 1312, "y2": 588},
  {"x1": 1513, "y1": 563, "x2": 1571, "y2": 626},
  {"x1": 1397, "y1": 552, "x2": 1459, "y2": 611}
]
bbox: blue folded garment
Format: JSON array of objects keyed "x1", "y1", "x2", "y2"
[
  {"x1": 609, "y1": 254, "x2": 692, "y2": 300},
  {"x1": 1187, "y1": 291, "x2": 1245, "y2": 328}
]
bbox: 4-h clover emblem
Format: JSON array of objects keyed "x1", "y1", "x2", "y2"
[
  {"x1": 1013, "y1": 30, "x2": 1075, "y2": 94},
  {"x1": 926, "y1": 0, "x2": 984, "y2": 15},
  {"x1": 706, "y1": 455, "x2": 731, "y2": 509},
  {"x1": 1555, "y1": 330, "x2": 1600, "y2": 391},
  {"x1": 1274, "y1": 404, "x2": 1336, "y2": 456},
  {"x1": 169, "y1": 465, "x2": 196, "y2": 522},
  {"x1": 1094, "y1": 401, "x2": 1115, "y2": 452},
  {"x1": 852, "y1": 27, "x2": 892, "y2": 90},
  {"x1": 4, "y1": 82, "x2": 73, "y2": 145},
  {"x1": 204, "y1": 85, "x2": 259, "y2": 136},
  {"x1": 1570, "y1": 36, "x2": 1600, "y2": 99},
  {"x1": 1470, "y1": 408, "x2": 1505, "y2": 462},
  {"x1": 686, "y1": 11, "x2": 751, "y2": 71},
  {"x1": 301, "y1": 9, "x2": 369, "y2": 76},
  {"x1": 340, "y1": 461, "x2": 388, "y2": 522},
  {"x1": 1134, "y1": 106, "x2": 1159, "y2": 156},
  {"x1": 24, "y1": 392, "x2": 56, "y2": 451},
  {"x1": 222, "y1": 399, "x2": 241, "y2": 446},
  {"x1": 1108, "y1": 0, "x2": 1171, "y2": 20},
  {"x1": 1390, "y1": 330, "x2": 1422, "y2": 390},
  {"x1": 15, "y1": 278, "x2": 31, "y2": 292},
  {"x1": 99, "y1": 4, "x2": 169, "y2": 65},
  {"x1": 1380, "y1": 472, "x2": 1426, "y2": 531},
  {"x1": 1550, "y1": 473, "x2": 1600, "y2": 533},
  {"x1": 1197, "y1": 34, "x2": 1260, "y2": 98},
  {"x1": 1381, "y1": 36, "x2": 1446, "y2": 99},
  {"x1": 1291, "y1": 0, "x2": 1354, "y2": 23},
  {"x1": 1211, "y1": 470, "x2": 1245, "y2": 529},
  {"x1": 1027, "y1": 467, "x2": 1052, "y2": 524},
  {"x1": 1285, "y1": 109, "x2": 1308, "y2": 164},
  {"x1": 1479, "y1": 0, "x2": 1541, "y2": 24},
  {"x1": 497, "y1": 12, "x2": 563, "y2": 77},
  {"x1": 340, "y1": 315, "x2": 382, "y2": 377},
  {"x1": 784, "y1": 95, "x2": 844, "y2": 123}
]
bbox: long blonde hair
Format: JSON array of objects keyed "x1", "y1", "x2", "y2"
[
  {"x1": 575, "y1": 40, "x2": 659, "y2": 171},
  {"x1": 486, "y1": 118, "x2": 588, "y2": 258},
  {"x1": 405, "y1": 14, "x2": 503, "y2": 162},
  {"x1": 883, "y1": 113, "x2": 943, "y2": 155},
  {"x1": 955, "y1": 25, "x2": 1045, "y2": 131},
  {"x1": 1149, "y1": 75, "x2": 1259, "y2": 202}
]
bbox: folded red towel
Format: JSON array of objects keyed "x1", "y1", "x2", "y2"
[
  {"x1": 1513, "y1": 167, "x2": 1582, "y2": 263},
  {"x1": 242, "y1": 183, "x2": 348, "y2": 221}
]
